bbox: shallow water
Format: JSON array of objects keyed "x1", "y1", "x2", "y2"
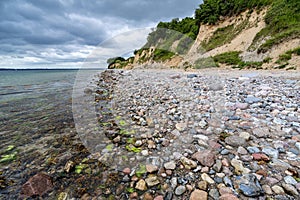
[{"x1": 0, "y1": 69, "x2": 101, "y2": 198}]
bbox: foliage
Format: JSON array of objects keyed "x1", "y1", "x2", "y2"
[
  {"x1": 135, "y1": 164, "x2": 147, "y2": 177},
  {"x1": 213, "y1": 51, "x2": 242, "y2": 65},
  {"x1": 107, "y1": 57, "x2": 125, "y2": 65},
  {"x1": 253, "y1": 0, "x2": 300, "y2": 52},
  {"x1": 193, "y1": 57, "x2": 218, "y2": 69},
  {"x1": 195, "y1": 0, "x2": 272, "y2": 25},
  {"x1": 153, "y1": 49, "x2": 175, "y2": 62},
  {"x1": 276, "y1": 46, "x2": 300, "y2": 63}
]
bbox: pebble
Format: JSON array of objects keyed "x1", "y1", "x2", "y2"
[
  {"x1": 146, "y1": 165, "x2": 158, "y2": 173},
  {"x1": 145, "y1": 176, "x2": 160, "y2": 187},
  {"x1": 180, "y1": 156, "x2": 197, "y2": 169},
  {"x1": 201, "y1": 173, "x2": 215, "y2": 184},
  {"x1": 262, "y1": 185, "x2": 273, "y2": 195},
  {"x1": 135, "y1": 179, "x2": 147, "y2": 191},
  {"x1": 235, "y1": 174, "x2": 263, "y2": 197},
  {"x1": 192, "y1": 150, "x2": 216, "y2": 167},
  {"x1": 175, "y1": 185, "x2": 186, "y2": 195},
  {"x1": 164, "y1": 161, "x2": 176, "y2": 170},
  {"x1": 272, "y1": 185, "x2": 285, "y2": 194},
  {"x1": 282, "y1": 183, "x2": 299, "y2": 196},
  {"x1": 284, "y1": 176, "x2": 297, "y2": 185},
  {"x1": 231, "y1": 158, "x2": 251, "y2": 174},
  {"x1": 225, "y1": 136, "x2": 246, "y2": 147},
  {"x1": 190, "y1": 189, "x2": 208, "y2": 200}
]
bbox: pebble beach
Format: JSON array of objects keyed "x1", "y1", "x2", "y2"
[{"x1": 91, "y1": 68, "x2": 300, "y2": 200}]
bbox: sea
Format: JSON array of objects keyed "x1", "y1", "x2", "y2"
[{"x1": 0, "y1": 69, "x2": 101, "y2": 198}]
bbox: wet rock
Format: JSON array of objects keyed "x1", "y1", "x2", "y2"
[
  {"x1": 171, "y1": 177, "x2": 177, "y2": 189},
  {"x1": 64, "y1": 160, "x2": 75, "y2": 173},
  {"x1": 190, "y1": 189, "x2": 208, "y2": 200},
  {"x1": 143, "y1": 192, "x2": 153, "y2": 200},
  {"x1": 145, "y1": 176, "x2": 160, "y2": 187},
  {"x1": 234, "y1": 174, "x2": 263, "y2": 197},
  {"x1": 237, "y1": 147, "x2": 248, "y2": 155},
  {"x1": 146, "y1": 165, "x2": 158, "y2": 173},
  {"x1": 175, "y1": 185, "x2": 186, "y2": 195},
  {"x1": 180, "y1": 157, "x2": 197, "y2": 169},
  {"x1": 135, "y1": 179, "x2": 147, "y2": 191},
  {"x1": 192, "y1": 150, "x2": 216, "y2": 167},
  {"x1": 164, "y1": 161, "x2": 176, "y2": 170},
  {"x1": 21, "y1": 173, "x2": 53, "y2": 198},
  {"x1": 164, "y1": 191, "x2": 173, "y2": 200},
  {"x1": 123, "y1": 168, "x2": 131, "y2": 175},
  {"x1": 225, "y1": 136, "x2": 246, "y2": 147}
]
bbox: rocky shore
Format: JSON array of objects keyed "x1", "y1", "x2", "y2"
[{"x1": 91, "y1": 69, "x2": 300, "y2": 200}]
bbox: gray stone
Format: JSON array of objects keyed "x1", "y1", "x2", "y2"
[
  {"x1": 245, "y1": 95, "x2": 261, "y2": 103},
  {"x1": 262, "y1": 147, "x2": 279, "y2": 159},
  {"x1": 252, "y1": 127, "x2": 270, "y2": 138},
  {"x1": 235, "y1": 174, "x2": 263, "y2": 197},
  {"x1": 175, "y1": 185, "x2": 186, "y2": 196},
  {"x1": 271, "y1": 185, "x2": 285, "y2": 194},
  {"x1": 247, "y1": 146, "x2": 260, "y2": 154},
  {"x1": 164, "y1": 161, "x2": 176, "y2": 170},
  {"x1": 284, "y1": 176, "x2": 297, "y2": 185},
  {"x1": 282, "y1": 183, "x2": 299, "y2": 196},
  {"x1": 225, "y1": 136, "x2": 246, "y2": 147},
  {"x1": 209, "y1": 189, "x2": 220, "y2": 199},
  {"x1": 262, "y1": 185, "x2": 273, "y2": 195}
]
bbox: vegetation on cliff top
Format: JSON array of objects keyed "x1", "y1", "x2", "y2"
[{"x1": 108, "y1": 0, "x2": 300, "y2": 69}]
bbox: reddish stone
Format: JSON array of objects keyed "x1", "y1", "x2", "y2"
[
  {"x1": 154, "y1": 195, "x2": 164, "y2": 200},
  {"x1": 20, "y1": 173, "x2": 53, "y2": 198},
  {"x1": 208, "y1": 141, "x2": 222, "y2": 150},
  {"x1": 256, "y1": 169, "x2": 268, "y2": 177},
  {"x1": 219, "y1": 187, "x2": 233, "y2": 195},
  {"x1": 292, "y1": 135, "x2": 300, "y2": 142},
  {"x1": 252, "y1": 153, "x2": 270, "y2": 161},
  {"x1": 192, "y1": 150, "x2": 216, "y2": 167},
  {"x1": 219, "y1": 194, "x2": 239, "y2": 200}
]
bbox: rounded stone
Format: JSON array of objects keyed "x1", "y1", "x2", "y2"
[{"x1": 175, "y1": 185, "x2": 186, "y2": 196}]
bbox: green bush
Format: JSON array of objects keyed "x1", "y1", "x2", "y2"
[
  {"x1": 153, "y1": 49, "x2": 175, "y2": 62},
  {"x1": 213, "y1": 51, "x2": 242, "y2": 65},
  {"x1": 193, "y1": 57, "x2": 218, "y2": 69}
]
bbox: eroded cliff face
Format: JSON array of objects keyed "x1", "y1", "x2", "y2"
[{"x1": 112, "y1": 8, "x2": 299, "y2": 70}]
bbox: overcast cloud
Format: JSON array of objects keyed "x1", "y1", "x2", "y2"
[{"x1": 0, "y1": 0, "x2": 201, "y2": 68}]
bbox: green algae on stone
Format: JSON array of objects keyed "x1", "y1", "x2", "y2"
[
  {"x1": 125, "y1": 144, "x2": 141, "y2": 153},
  {"x1": 136, "y1": 164, "x2": 147, "y2": 178}
]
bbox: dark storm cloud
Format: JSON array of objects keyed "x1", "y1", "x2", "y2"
[{"x1": 0, "y1": 0, "x2": 201, "y2": 68}]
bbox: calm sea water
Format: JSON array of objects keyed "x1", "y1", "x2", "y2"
[{"x1": 0, "y1": 69, "x2": 101, "y2": 198}]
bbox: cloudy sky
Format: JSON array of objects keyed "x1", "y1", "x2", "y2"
[{"x1": 0, "y1": 0, "x2": 202, "y2": 69}]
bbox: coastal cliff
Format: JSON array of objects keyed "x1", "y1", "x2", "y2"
[{"x1": 108, "y1": 0, "x2": 300, "y2": 70}]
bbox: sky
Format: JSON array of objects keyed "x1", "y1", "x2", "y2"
[{"x1": 0, "y1": 0, "x2": 202, "y2": 69}]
